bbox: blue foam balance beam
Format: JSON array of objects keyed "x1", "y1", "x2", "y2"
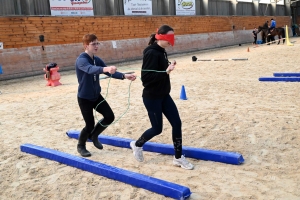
[
  {"x1": 273, "y1": 72, "x2": 300, "y2": 77},
  {"x1": 259, "y1": 77, "x2": 300, "y2": 82},
  {"x1": 20, "y1": 143, "x2": 191, "y2": 200},
  {"x1": 66, "y1": 130, "x2": 244, "y2": 165}
]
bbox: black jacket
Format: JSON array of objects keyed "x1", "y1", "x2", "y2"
[{"x1": 141, "y1": 43, "x2": 171, "y2": 99}]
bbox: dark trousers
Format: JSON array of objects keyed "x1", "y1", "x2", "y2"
[
  {"x1": 136, "y1": 94, "x2": 183, "y2": 158},
  {"x1": 253, "y1": 37, "x2": 257, "y2": 44},
  {"x1": 77, "y1": 94, "x2": 115, "y2": 134}
]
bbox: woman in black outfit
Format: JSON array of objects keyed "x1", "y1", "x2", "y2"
[{"x1": 130, "y1": 25, "x2": 194, "y2": 170}]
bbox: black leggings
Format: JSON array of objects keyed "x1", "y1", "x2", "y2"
[
  {"x1": 77, "y1": 94, "x2": 115, "y2": 134},
  {"x1": 135, "y1": 94, "x2": 183, "y2": 159},
  {"x1": 253, "y1": 37, "x2": 257, "y2": 44}
]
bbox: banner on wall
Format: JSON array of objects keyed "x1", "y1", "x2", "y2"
[
  {"x1": 275, "y1": 0, "x2": 284, "y2": 5},
  {"x1": 49, "y1": 0, "x2": 94, "y2": 16},
  {"x1": 236, "y1": 0, "x2": 252, "y2": 2},
  {"x1": 176, "y1": 0, "x2": 196, "y2": 15},
  {"x1": 259, "y1": 0, "x2": 284, "y2": 4},
  {"x1": 259, "y1": 0, "x2": 271, "y2": 4},
  {"x1": 123, "y1": 0, "x2": 152, "y2": 15}
]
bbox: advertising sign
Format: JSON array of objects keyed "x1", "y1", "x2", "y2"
[
  {"x1": 176, "y1": 0, "x2": 195, "y2": 15},
  {"x1": 123, "y1": 0, "x2": 152, "y2": 15},
  {"x1": 49, "y1": 0, "x2": 94, "y2": 16},
  {"x1": 236, "y1": 0, "x2": 252, "y2": 2},
  {"x1": 260, "y1": 0, "x2": 284, "y2": 3},
  {"x1": 276, "y1": 0, "x2": 284, "y2": 5}
]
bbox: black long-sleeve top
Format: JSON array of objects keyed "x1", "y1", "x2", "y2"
[{"x1": 141, "y1": 43, "x2": 171, "y2": 99}]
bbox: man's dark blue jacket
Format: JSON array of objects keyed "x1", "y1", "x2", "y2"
[{"x1": 76, "y1": 52, "x2": 124, "y2": 101}]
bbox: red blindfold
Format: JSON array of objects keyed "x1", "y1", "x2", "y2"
[{"x1": 155, "y1": 33, "x2": 175, "y2": 46}]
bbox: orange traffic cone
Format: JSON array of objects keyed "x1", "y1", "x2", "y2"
[{"x1": 247, "y1": 47, "x2": 250, "y2": 52}]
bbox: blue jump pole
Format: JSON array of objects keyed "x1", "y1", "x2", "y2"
[
  {"x1": 66, "y1": 130, "x2": 244, "y2": 165},
  {"x1": 273, "y1": 72, "x2": 300, "y2": 77},
  {"x1": 0, "y1": 65, "x2": 2, "y2": 94},
  {"x1": 20, "y1": 143, "x2": 191, "y2": 200},
  {"x1": 259, "y1": 77, "x2": 300, "y2": 82}
]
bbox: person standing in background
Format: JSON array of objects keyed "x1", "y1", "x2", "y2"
[{"x1": 252, "y1": 27, "x2": 258, "y2": 45}]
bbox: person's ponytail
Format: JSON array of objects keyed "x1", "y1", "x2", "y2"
[{"x1": 148, "y1": 33, "x2": 156, "y2": 45}]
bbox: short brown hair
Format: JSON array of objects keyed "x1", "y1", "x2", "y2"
[{"x1": 82, "y1": 34, "x2": 97, "y2": 45}]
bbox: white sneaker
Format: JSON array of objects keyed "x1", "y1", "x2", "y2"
[
  {"x1": 173, "y1": 155, "x2": 194, "y2": 170},
  {"x1": 130, "y1": 141, "x2": 144, "y2": 162}
]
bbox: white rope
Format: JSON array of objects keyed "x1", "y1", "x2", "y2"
[
  {"x1": 259, "y1": 37, "x2": 286, "y2": 45},
  {"x1": 197, "y1": 58, "x2": 248, "y2": 61}
]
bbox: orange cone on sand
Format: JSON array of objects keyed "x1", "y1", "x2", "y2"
[{"x1": 247, "y1": 47, "x2": 250, "y2": 52}]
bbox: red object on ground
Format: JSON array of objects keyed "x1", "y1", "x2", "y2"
[{"x1": 43, "y1": 66, "x2": 62, "y2": 87}]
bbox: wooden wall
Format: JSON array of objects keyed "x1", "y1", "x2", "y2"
[
  {"x1": 0, "y1": 16, "x2": 292, "y2": 80},
  {"x1": 0, "y1": 16, "x2": 291, "y2": 49}
]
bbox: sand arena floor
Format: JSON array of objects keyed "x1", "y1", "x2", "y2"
[{"x1": 0, "y1": 38, "x2": 299, "y2": 200}]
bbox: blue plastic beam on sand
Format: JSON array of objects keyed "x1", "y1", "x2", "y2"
[
  {"x1": 66, "y1": 130, "x2": 244, "y2": 165},
  {"x1": 273, "y1": 72, "x2": 300, "y2": 77},
  {"x1": 259, "y1": 77, "x2": 300, "y2": 82},
  {"x1": 20, "y1": 143, "x2": 191, "y2": 200}
]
